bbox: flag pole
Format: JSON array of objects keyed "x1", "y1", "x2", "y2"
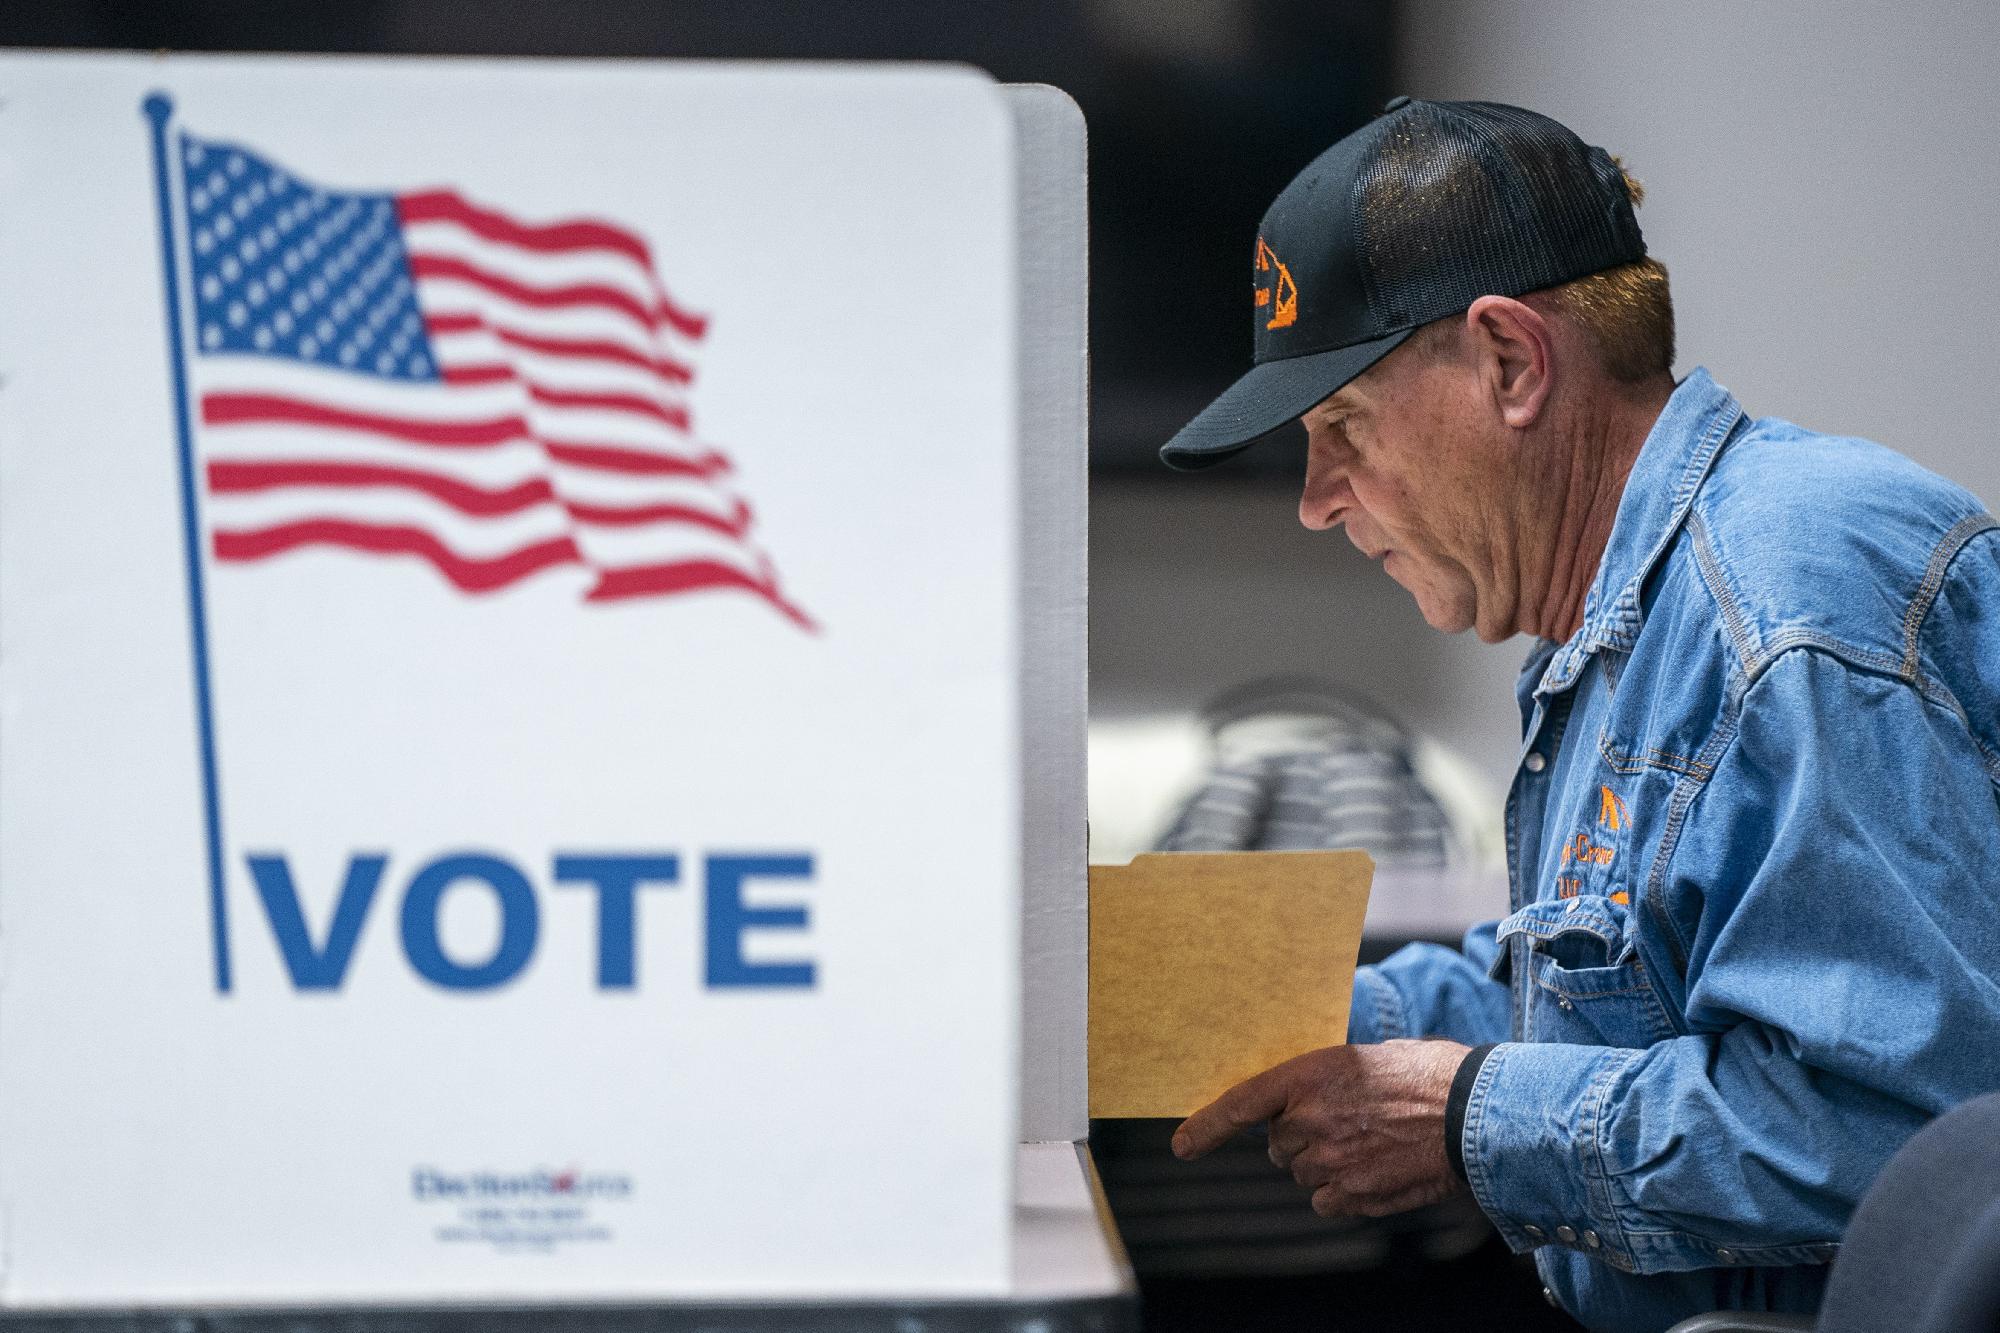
[{"x1": 144, "y1": 92, "x2": 232, "y2": 994}]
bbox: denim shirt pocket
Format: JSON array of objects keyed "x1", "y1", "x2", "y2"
[{"x1": 1490, "y1": 896, "x2": 1678, "y2": 1049}]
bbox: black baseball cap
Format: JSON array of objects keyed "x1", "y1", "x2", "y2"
[{"x1": 1160, "y1": 97, "x2": 1648, "y2": 470}]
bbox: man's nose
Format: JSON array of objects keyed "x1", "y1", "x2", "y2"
[{"x1": 1299, "y1": 452, "x2": 1346, "y2": 531}]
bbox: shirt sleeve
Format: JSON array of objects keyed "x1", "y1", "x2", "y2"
[
  {"x1": 1459, "y1": 647, "x2": 2000, "y2": 1275},
  {"x1": 1348, "y1": 919, "x2": 1512, "y2": 1045}
]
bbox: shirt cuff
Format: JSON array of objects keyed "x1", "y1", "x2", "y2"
[
  {"x1": 1444, "y1": 1043, "x2": 1497, "y2": 1182},
  {"x1": 1459, "y1": 1040, "x2": 1644, "y2": 1271}
]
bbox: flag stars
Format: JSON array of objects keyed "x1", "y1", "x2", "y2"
[{"x1": 181, "y1": 136, "x2": 436, "y2": 382}]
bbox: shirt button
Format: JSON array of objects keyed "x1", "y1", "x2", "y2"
[
  {"x1": 1543, "y1": 1286, "x2": 1560, "y2": 1309},
  {"x1": 1524, "y1": 752, "x2": 1547, "y2": 773},
  {"x1": 1583, "y1": 1229, "x2": 1602, "y2": 1248},
  {"x1": 1555, "y1": 1225, "x2": 1578, "y2": 1244},
  {"x1": 1522, "y1": 1225, "x2": 1545, "y2": 1241},
  {"x1": 1717, "y1": 1247, "x2": 1737, "y2": 1263}
]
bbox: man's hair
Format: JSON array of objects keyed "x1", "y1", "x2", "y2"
[{"x1": 1414, "y1": 165, "x2": 1675, "y2": 383}]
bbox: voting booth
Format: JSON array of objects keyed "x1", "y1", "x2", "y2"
[{"x1": 0, "y1": 52, "x2": 1116, "y2": 1322}]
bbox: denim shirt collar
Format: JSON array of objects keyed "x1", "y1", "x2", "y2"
[{"x1": 1533, "y1": 367, "x2": 1746, "y2": 697}]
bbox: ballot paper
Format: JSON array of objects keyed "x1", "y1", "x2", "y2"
[{"x1": 1087, "y1": 851, "x2": 1373, "y2": 1118}]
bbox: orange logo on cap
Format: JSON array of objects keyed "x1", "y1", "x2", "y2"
[{"x1": 1255, "y1": 237, "x2": 1298, "y2": 330}]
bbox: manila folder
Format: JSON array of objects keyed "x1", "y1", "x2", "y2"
[{"x1": 1087, "y1": 850, "x2": 1373, "y2": 1119}]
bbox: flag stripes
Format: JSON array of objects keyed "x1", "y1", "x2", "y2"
[{"x1": 179, "y1": 132, "x2": 811, "y2": 629}]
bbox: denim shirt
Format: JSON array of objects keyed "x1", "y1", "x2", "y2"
[{"x1": 1347, "y1": 369, "x2": 2000, "y2": 1331}]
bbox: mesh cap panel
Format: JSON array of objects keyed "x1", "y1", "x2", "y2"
[{"x1": 1355, "y1": 101, "x2": 1642, "y2": 331}]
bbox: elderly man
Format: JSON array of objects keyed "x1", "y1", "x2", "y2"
[{"x1": 1160, "y1": 98, "x2": 2000, "y2": 1331}]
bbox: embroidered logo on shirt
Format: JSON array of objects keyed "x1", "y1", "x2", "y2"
[
  {"x1": 1599, "y1": 786, "x2": 1629, "y2": 831},
  {"x1": 1557, "y1": 787, "x2": 1635, "y2": 900}
]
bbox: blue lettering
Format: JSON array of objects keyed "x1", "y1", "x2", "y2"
[
  {"x1": 245, "y1": 847, "x2": 820, "y2": 992},
  {"x1": 400, "y1": 853, "x2": 539, "y2": 990},
  {"x1": 552, "y1": 855, "x2": 680, "y2": 988},
  {"x1": 705, "y1": 854, "x2": 816, "y2": 988},
  {"x1": 247, "y1": 853, "x2": 386, "y2": 990}
]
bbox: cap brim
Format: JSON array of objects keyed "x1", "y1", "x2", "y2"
[{"x1": 1158, "y1": 328, "x2": 1416, "y2": 471}]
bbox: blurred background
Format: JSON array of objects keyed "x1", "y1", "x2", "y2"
[{"x1": 7, "y1": 2, "x2": 1998, "y2": 1328}]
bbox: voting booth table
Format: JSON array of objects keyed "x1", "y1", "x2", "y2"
[{"x1": 0, "y1": 52, "x2": 1128, "y2": 1328}]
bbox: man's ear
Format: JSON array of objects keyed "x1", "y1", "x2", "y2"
[{"x1": 1464, "y1": 296, "x2": 1553, "y2": 429}]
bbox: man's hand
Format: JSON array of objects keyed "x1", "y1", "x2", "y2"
[{"x1": 1172, "y1": 1039, "x2": 1470, "y2": 1217}]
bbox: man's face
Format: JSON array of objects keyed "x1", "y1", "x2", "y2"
[{"x1": 1296, "y1": 339, "x2": 1508, "y2": 638}]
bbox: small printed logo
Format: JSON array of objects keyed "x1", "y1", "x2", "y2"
[
  {"x1": 1255, "y1": 237, "x2": 1298, "y2": 330},
  {"x1": 412, "y1": 1165, "x2": 633, "y2": 1201},
  {"x1": 414, "y1": 1165, "x2": 634, "y2": 1252}
]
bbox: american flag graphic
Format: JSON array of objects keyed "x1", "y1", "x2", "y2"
[{"x1": 173, "y1": 131, "x2": 814, "y2": 630}]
